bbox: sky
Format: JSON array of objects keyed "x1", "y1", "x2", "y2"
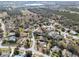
[{"x1": 0, "y1": 0, "x2": 79, "y2": 1}]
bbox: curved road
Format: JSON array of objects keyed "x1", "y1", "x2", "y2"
[{"x1": 9, "y1": 28, "x2": 50, "y2": 57}]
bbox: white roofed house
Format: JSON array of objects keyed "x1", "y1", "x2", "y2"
[
  {"x1": 62, "y1": 49, "x2": 73, "y2": 57},
  {"x1": 8, "y1": 30, "x2": 16, "y2": 42},
  {"x1": 70, "y1": 30, "x2": 78, "y2": 35}
]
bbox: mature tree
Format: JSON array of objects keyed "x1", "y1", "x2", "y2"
[{"x1": 24, "y1": 51, "x2": 32, "y2": 57}]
